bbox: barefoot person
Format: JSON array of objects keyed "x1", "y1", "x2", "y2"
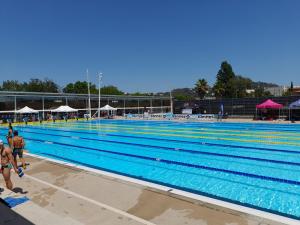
[
  {"x1": 12, "y1": 130, "x2": 26, "y2": 169},
  {"x1": 1, "y1": 140, "x2": 19, "y2": 190}
]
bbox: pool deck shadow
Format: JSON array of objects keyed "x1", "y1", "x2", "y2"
[
  {"x1": 0, "y1": 155, "x2": 293, "y2": 225},
  {"x1": 0, "y1": 200, "x2": 34, "y2": 225}
]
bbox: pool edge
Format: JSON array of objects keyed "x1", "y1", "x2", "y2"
[{"x1": 25, "y1": 152, "x2": 300, "y2": 225}]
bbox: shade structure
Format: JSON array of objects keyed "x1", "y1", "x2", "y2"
[
  {"x1": 16, "y1": 106, "x2": 38, "y2": 114},
  {"x1": 100, "y1": 105, "x2": 117, "y2": 111},
  {"x1": 256, "y1": 99, "x2": 283, "y2": 109},
  {"x1": 289, "y1": 99, "x2": 300, "y2": 108},
  {"x1": 51, "y1": 105, "x2": 78, "y2": 113}
]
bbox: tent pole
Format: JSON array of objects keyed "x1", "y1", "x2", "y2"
[{"x1": 255, "y1": 108, "x2": 257, "y2": 120}]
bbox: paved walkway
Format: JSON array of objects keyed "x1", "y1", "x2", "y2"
[{"x1": 0, "y1": 156, "x2": 292, "y2": 225}]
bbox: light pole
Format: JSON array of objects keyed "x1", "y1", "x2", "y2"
[
  {"x1": 170, "y1": 90, "x2": 173, "y2": 114},
  {"x1": 86, "y1": 69, "x2": 91, "y2": 118},
  {"x1": 98, "y1": 72, "x2": 103, "y2": 119}
]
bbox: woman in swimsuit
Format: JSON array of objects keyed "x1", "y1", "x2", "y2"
[
  {"x1": 0, "y1": 140, "x2": 18, "y2": 190},
  {"x1": 6, "y1": 124, "x2": 13, "y2": 148}
]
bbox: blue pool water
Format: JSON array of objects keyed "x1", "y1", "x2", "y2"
[{"x1": 1, "y1": 120, "x2": 300, "y2": 219}]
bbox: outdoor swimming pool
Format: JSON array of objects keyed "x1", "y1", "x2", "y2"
[{"x1": 1, "y1": 120, "x2": 300, "y2": 220}]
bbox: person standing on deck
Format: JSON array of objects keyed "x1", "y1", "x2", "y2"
[
  {"x1": 6, "y1": 124, "x2": 13, "y2": 148},
  {"x1": 12, "y1": 130, "x2": 26, "y2": 169},
  {"x1": 0, "y1": 140, "x2": 19, "y2": 190}
]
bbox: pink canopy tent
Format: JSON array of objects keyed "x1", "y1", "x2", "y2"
[
  {"x1": 255, "y1": 99, "x2": 283, "y2": 120},
  {"x1": 256, "y1": 99, "x2": 283, "y2": 109}
]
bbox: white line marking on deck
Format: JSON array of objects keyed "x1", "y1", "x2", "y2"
[{"x1": 24, "y1": 174, "x2": 156, "y2": 225}]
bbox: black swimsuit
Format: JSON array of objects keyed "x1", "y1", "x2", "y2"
[{"x1": 7, "y1": 130, "x2": 13, "y2": 139}]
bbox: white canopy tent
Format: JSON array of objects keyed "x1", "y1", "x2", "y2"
[
  {"x1": 16, "y1": 106, "x2": 39, "y2": 114},
  {"x1": 96, "y1": 104, "x2": 117, "y2": 118},
  {"x1": 51, "y1": 105, "x2": 78, "y2": 113},
  {"x1": 100, "y1": 105, "x2": 117, "y2": 111}
]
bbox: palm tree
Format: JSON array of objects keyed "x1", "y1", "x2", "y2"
[{"x1": 195, "y1": 79, "x2": 209, "y2": 99}]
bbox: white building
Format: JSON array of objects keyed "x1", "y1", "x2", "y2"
[{"x1": 264, "y1": 86, "x2": 288, "y2": 96}]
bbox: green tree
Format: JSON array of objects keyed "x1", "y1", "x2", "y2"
[
  {"x1": 230, "y1": 75, "x2": 252, "y2": 98},
  {"x1": 213, "y1": 61, "x2": 236, "y2": 98},
  {"x1": 100, "y1": 85, "x2": 124, "y2": 95},
  {"x1": 63, "y1": 81, "x2": 97, "y2": 94},
  {"x1": 212, "y1": 82, "x2": 225, "y2": 98},
  {"x1": 172, "y1": 88, "x2": 196, "y2": 96},
  {"x1": 131, "y1": 92, "x2": 147, "y2": 96},
  {"x1": 1, "y1": 80, "x2": 24, "y2": 91},
  {"x1": 282, "y1": 89, "x2": 292, "y2": 96},
  {"x1": 282, "y1": 81, "x2": 294, "y2": 96},
  {"x1": 24, "y1": 79, "x2": 44, "y2": 92},
  {"x1": 1, "y1": 78, "x2": 59, "y2": 92},
  {"x1": 173, "y1": 93, "x2": 193, "y2": 101},
  {"x1": 24, "y1": 78, "x2": 59, "y2": 92},
  {"x1": 42, "y1": 78, "x2": 59, "y2": 93},
  {"x1": 194, "y1": 79, "x2": 209, "y2": 99},
  {"x1": 63, "y1": 83, "x2": 75, "y2": 93}
]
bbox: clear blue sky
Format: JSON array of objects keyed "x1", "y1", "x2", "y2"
[{"x1": 1, "y1": 0, "x2": 300, "y2": 92}]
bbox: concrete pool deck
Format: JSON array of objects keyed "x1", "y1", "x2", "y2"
[{"x1": 0, "y1": 155, "x2": 295, "y2": 225}]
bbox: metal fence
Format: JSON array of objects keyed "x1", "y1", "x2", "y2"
[
  {"x1": 174, "y1": 95, "x2": 300, "y2": 118},
  {"x1": 2, "y1": 91, "x2": 300, "y2": 120}
]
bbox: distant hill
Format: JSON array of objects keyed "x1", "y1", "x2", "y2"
[
  {"x1": 251, "y1": 81, "x2": 279, "y2": 89},
  {"x1": 172, "y1": 88, "x2": 196, "y2": 96}
]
